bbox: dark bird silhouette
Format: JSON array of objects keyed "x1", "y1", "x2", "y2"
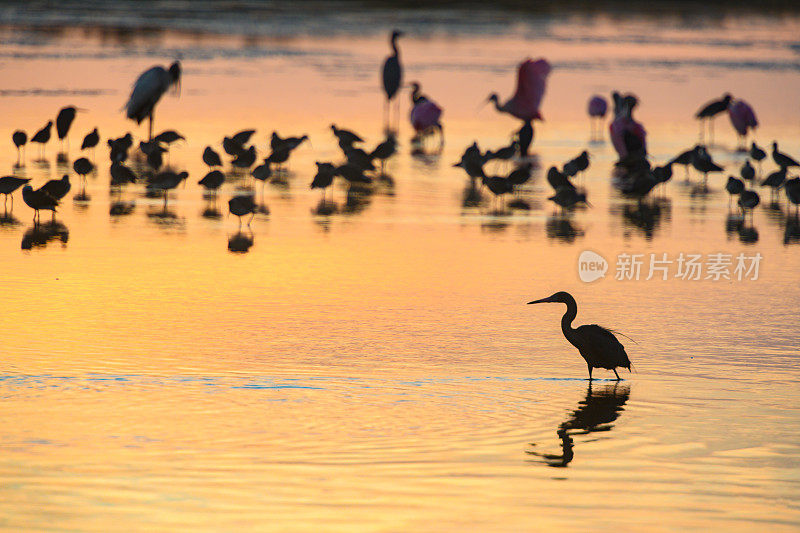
[
  {"x1": 265, "y1": 146, "x2": 291, "y2": 170},
  {"x1": 222, "y1": 136, "x2": 245, "y2": 157},
  {"x1": 738, "y1": 189, "x2": 760, "y2": 220},
  {"x1": 110, "y1": 162, "x2": 137, "y2": 186},
  {"x1": 336, "y1": 163, "x2": 372, "y2": 184},
  {"x1": 0, "y1": 176, "x2": 30, "y2": 209},
  {"x1": 695, "y1": 93, "x2": 732, "y2": 142},
  {"x1": 370, "y1": 133, "x2": 397, "y2": 172},
  {"x1": 784, "y1": 177, "x2": 800, "y2": 216},
  {"x1": 761, "y1": 167, "x2": 787, "y2": 202},
  {"x1": 486, "y1": 140, "x2": 519, "y2": 169},
  {"x1": 153, "y1": 130, "x2": 184, "y2": 145},
  {"x1": 772, "y1": 142, "x2": 799, "y2": 169},
  {"x1": 344, "y1": 145, "x2": 376, "y2": 171},
  {"x1": 199, "y1": 170, "x2": 225, "y2": 192},
  {"x1": 73, "y1": 157, "x2": 94, "y2": 182},
  {"x1": 670, "y1": 145, "x2": 700, "y2": 179},
  {"x1": 31, "y1": 121, "x2": 53, "y2": 158},
  {"x1": 271, "y1": 132, "x2": 309, "y2": 152},
  {"x1": 56, "y1": 106, "x2": 78, "y2": 148},
  {"x1": 548, "y1": 188, "x2": 588, "y2": 212},
  {"x1": 232, "y1": 145, "x2": 257, "y2": 169},
  {"x1": 228, "y1": 194, "x2": 257, "y2": 227},
  {"x1": 653, "y1": 162, "x2": 673, "y2": 191},
  {"x1": 691, "y1": 145, "x2": 723, "y2": 186},
  {"x1": 454, "y1": 142, "x2": 488, "y2": 181},
  {"x1": 331, "y1": 124, "x2": 364, "y2": 150},
  {"x1": 382, "y1": 29, "x2": 404, "y2": 129},
  {"x1": 749, "y1": 142, "x2": 766, "y2": 166},
  {"x1": 12, "y1": 130, "x2": 27, "y2": 165},
  {"x1": 147, "y1": 170, "x2": 188, "y2": 206},
  {"x1": 231, "y1": 129, "x2": 255, "y2": 146},
  {"x1": 546, "y1": 166, "x2": 575, "y2": 192},
  {"x1": 22, "y1": 185, "x2": 58, "y2": 223},
  {"x1": 107, "y1": 133, "x2": 133, "y2": 163},
  {"x1": 81, "y1": 128, "x2": 99, "y2": 151},
  {"x1": 725, "y1": 176, "x2": 744, "y2": 206},
  {"x1": 507, "y1": 162, "x2": 533, "y2": 188},
  {"x1": 311, "y1": 162, "x2": 337, "y2": 199},
  {"x1": 564, "y1": 150, "x2": 590, "y2": 180},
  {"x1": 125, "y1": 60, "x2": 181, "y2": 140},
  {"x1": 41, "y1": 174, "x2": 71, "y2": 201},
  {"x1": 740, "y1": 160, "x2": 755, "y2": 182},
  {"x1": 482, "y1": 174, "x2": 514, "y2": 210},
  {"x1": 203, "y1": 146, "x2": 222, "y2": 167},
  {"x1": 516, "y1": 121, "x2": 533, "y2": 157},
  {"x1": 528, "y1": 291, "x2": 632, "y2": 380}
]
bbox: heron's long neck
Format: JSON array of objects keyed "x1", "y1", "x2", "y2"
[
  {"x1": 391, "y1": 36, "x2": 400, "y2": 57},
  {"x1": 560, "y1": 300, "x2": 578, "y2": 343}
]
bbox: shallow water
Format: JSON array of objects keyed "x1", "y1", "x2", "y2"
[{"x1": 1, "y1": 4, "x2": 800, "y2": 531}]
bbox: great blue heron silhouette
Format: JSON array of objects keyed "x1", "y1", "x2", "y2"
[
  {"x1": 527, "y1": 291, "x2": 632, "y2": 380},
  {"x1": 382, "y1": 30, "x2": 404, "y2": 131},
  {"x1": 527, "y1": 383, "x2": 630, "y2": 467}
]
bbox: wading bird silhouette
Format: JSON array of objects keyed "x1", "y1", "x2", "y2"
[
  {"x1": 727, "y1": 99, "x2": 757, "y2": 151},
  {"x1": 382, "y1": 30, "x2": 404, "y2": 131},
  {"x1": 527, "y1": 291, "x2": 632, "y2": 380},
  {"x1": 587, "y1": 95, "x2": 608, "y2": 141},
  {"x1": 124, "y1": 60, "x2": 181, "y2": 141},
  {"x1": 488, "y1": 58, "x2": 550, "y2": 150}
]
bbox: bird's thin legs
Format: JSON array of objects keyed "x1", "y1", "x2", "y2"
[
  {"x1": 247, "y1": 212, "x2": 254, "y2": 227},
  {"x1": 613, "y1": 369, "x2": 621, "y2": 381},
  {"x1": 587, "y1": 365, "x2": 593, "y2": 381},
  {"x1": 148, "y1": 114, "x2": 154, "y2": 142}
]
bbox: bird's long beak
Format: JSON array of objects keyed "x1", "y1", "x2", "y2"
[{"x1": 527, "y1": 297, "x2": 551, "y2": 305}]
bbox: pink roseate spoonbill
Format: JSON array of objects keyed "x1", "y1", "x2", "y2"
[
  {"x1": 727, "y1": 99, "x2": 758, "y2": 151},
  {"x1": 695, "y1": 93, "x2": 732, "y2": 143},
  {"x1": 527, "y1": 291, "x2": 632, "y2": 380},
  {"x1": 409, "y1": 82, "x2": 443, "y2": 149},
  {"x1": 609, "y1": 94, "x2": 646, "y2": 161},
  {"x1": 382, "y1": 30, "x2": 404, "y2": 131},
  {"x1": 488, "y1": 58, "x2": 551, "y2": 143},
  {"x1": 124, "y1": 60, "x2": 181, "y2": 141},
  {"x1": 587, "y1": 95, "x2": 608, "y2": 141}
]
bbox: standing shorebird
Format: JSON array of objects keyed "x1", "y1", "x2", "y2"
[
  {"x1": 409, "y1": 82, "x2": 444, "y2": 150},
  {"x1": 695, "y1": 93, "x2": 732, "y2": 143},
  {"x1": 56, "y1": 106, "x2": 79, "y2": 151},
  {"x1": 124, "y1": 60, "x2": 181, "y2": 141},
  {"x1": 12, "y1": 130, "x2": 27, "y2": 166},
  {"x1": 772, "y1": 142, "x2": 800, "y2": 169},
  {"x1": 31, "y1": 121, "x2": 53, "y2": 159},
  {"x1": 488, "y1": 58, "x2": 551, "y2": 152},
  {"x1": 228, "y1": 194, "x2": 257, "y2": 227},
  {"x1": 527, "y1": 291, "x2": 632, "y2": 380},
  {"x1": 0, "y1": 176, "x2": 30, "y2": 209},
  {"x1": 22, "y1": 185, "x2": 58, "y2": 223},
  {"x1": 382, "y1": 30, "x2": 404, "y2": 131}
]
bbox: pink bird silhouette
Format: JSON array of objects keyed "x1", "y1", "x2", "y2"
[
  {"x1": 728, "y1": 99, "x2": 758, "y2": 151},
  {"x1": 587, "y1": 95, "x2": 608, "y2": 141},
  {"x1": 409, "y1": 82, "x2": 443, "y2": 149},
  {"x1": 609, "y1": 93, "x2": 647, "y2": 160},
  {"x1": 488, "y1": 58, "x2": 551, "y2": 122}
]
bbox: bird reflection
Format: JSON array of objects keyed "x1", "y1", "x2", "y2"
[
  {"x1": 461, "y1": 182, "x2": 483, "y2": 209},
  {"x1": 21, "y1": 220, "x2": 69, "y2": 250},
  {"x1": 725, "y1": 214, "x2": 759, "y2": 244},
  {"x1": 110, "y1": 200, "x2": 136, "y2": 216},
  {"x1": 527, "y1": 383, "x2": 630, "y2": 468},
  {"x1": 546, "y1": 215, "x2": 584, "y2": 242},
  {"x1": 228, "y1": 229, "x2": 254, "y2": 253},
  {"x1": 784, "y1": 216, "x2": 800, "y2": 245},
  {"x1": 0, "y1": 210, "x2": 21, "y2": 227},
  {"x1": 343, "y1": 184, "x2": 374, "y2": 214},
  {"x1": 312, "y1": 199, "x2": 339, "y2": 216},
  {"x1": 611, "y1": 199, "x2": 668, "y2": 239},
  {"x1": 202, "y1": 205, "x2": 222, "y2": 220}
]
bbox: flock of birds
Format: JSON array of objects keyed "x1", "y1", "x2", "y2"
[{"x1": 1, "y1": 29, "x2": 799, "y2": 250}]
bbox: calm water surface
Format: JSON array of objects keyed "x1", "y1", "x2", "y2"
[{"x1": 1, "y1": 5, "x2": 799, "y2": 531}]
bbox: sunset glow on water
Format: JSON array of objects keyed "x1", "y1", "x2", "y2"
[{"x1": 1, "y1": 3, "x2": 799, "y2": 531}]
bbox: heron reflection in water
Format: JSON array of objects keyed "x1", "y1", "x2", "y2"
[
  {"x1": 228, "y1": 229, "x2": 254, "y2": 253},
  {"x1": 21, "y1": 220, "x2": 69, "y2": 250},
  {"x1": 527, "y1": 383, "x2": 630, "y2": 467}
]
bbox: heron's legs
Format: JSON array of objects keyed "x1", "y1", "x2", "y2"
[
  {"x1": 587, "y1": 365, "x2": 593, "y2": 381},
  {"x1": 148, "y1": 113, "x2": 154, "y2": 142},
  {"x1": 613, "y1": 368, "x2": 621, "y2": 381}
]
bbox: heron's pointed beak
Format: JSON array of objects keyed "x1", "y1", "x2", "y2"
[{"x1": 527, "y1": 297, "x2": 551, "y2": 305}]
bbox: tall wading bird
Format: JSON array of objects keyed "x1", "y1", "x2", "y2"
[
  {"x1": 21, "y1": 185, "x2": 58, "y2": 224},
  {"x1": 56, "y1": 106, "x2": 80, "y2": 150},
  {"x1": 31, "y1": 121, "x2": 53, "y2": 159},
  {"x1": 695, "y1": 93, "x2": 732, "y2": 143},
  {"x1": 0, "y1": 176, "x2": 30, "y2": 209},
  {"x1": 382, "y1": 29, "x2": 404, "y2": 131},
  {"x1": 124, "y1": 60, "x2": 181, "y2": 141},
  {"x1": 487, "y1": 58, "x2": 551, "y2": 154},
  {"x1": 409, "y1": 82, "x2": 443, "y2": 149},
  {"x1": 772, "y1": 142, "x2": 800, "y2": 169},
  {"x1": 587, "y1": 95, "x2": 608, "y2": 141},
  {"x1": 609, "y1": 93, "x2": 646, "y2": 162},
  {"x1": 727, "y1": 99, "x2": 757, "y2": 151},
  {"x1": 527, "y1": 291, "x2": 632, "y2": 381}
]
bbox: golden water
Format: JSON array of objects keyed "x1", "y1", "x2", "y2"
[{"x1": 1, "y1": 9, "x2": 799, "y2": 531}]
